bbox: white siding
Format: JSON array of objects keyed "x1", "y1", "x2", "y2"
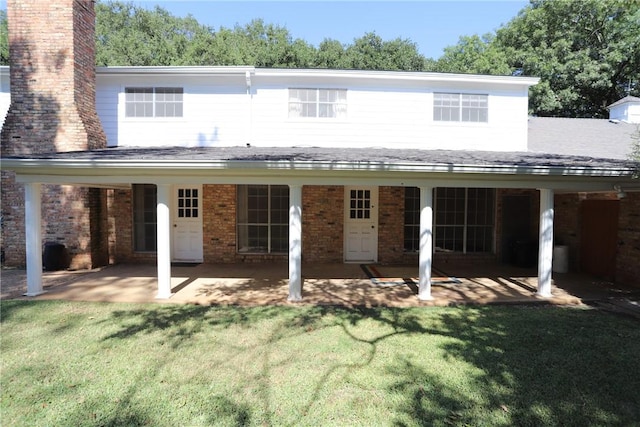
[
  {"x1": 96, "y1": 75, "x2": 119, "y2": 147},
  {"x1": 100, "y1": 74, "x2": 248, "y2": 147},
  {"x1": 250, "y1": 85, "x2": 528, "y2": 151},
  {"x1": 0, "y1": 69, "x2": 10, "y2": 128},
  {"x1": 96, "y1": 70, "x2": 534, "y2": 152},
  {"x1": 630, "y1": 103, "x2": 640, "y2": 124},
  {"x1": 610, "y1": 101, "x2": 640, "y2": 124}
]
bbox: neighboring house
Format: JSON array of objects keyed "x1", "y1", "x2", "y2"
[{"x1": 1, "y1": 1, "x2": 639, "y2": 302}]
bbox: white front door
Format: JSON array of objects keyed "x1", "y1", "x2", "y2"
[
  {"x1": 344, "y1": 186, "x2": 378, "y2": 263},
  {"x1": 172, "y1": 185, "x2": 203, "y2": 262}
]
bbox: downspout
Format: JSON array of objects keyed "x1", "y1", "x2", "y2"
[{"x1": 245, "y1": 71, "x2": 253, "y2": 146}]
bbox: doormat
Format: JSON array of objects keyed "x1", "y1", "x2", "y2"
[
  {"x1": 360, "y1": 264, "x2": 461, "y2": 287},
  {"x1": 171, "y1": 262, "x2": 201, "y2": 267}
]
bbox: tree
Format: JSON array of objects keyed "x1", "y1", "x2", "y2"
[
  {"x1": 631, "y1": 125, "x2": 640, "y2": 162},
  {"x1": 495, "y1": 0, "x2": 640, "y2": 117},
  {"x1": 2, "y1": 1, "x2": 434, "y2": 71},
  {"x1": 343, "y1": 32, "x2": 427, "y2": 71},
  {"x1": 0, "y1": 10, "x2": 8, "y2": 65},
  {"x1": 314, "y1": 39, "x2": 348, "y2": 69},
  {"x1": 95, "y1": 1, "x2": 216, "y2": 66},
  {"x1": 434, "y1": 34, "x2": 511, "y2": 75}
]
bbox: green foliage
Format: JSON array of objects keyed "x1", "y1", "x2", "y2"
[
  {"x1": 343, "y1": 32, "x2": 428, "y2": 71},
  {"x1": 0, "y1": 10, "x2": 7, "y2": 66},
  {"x1": 95, "y1": 2, "x2": 216, "y2": 66},
  {"x1": 631, "y1": 126, "x2": 640, "y2": 177},
  {"x1": 495, "y1": 0, "x2": 640, "y2": 117},
  {"x1": 94, "y1": 1, "x2": 431, "y2": 71},
  {"x1": 7, "y1": 0, "x2": 637, "y2": 119},
  {"x1": 434, "y1": 34, "x2": 511, "y2": 75}
]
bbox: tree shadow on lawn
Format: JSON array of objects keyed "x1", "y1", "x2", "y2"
[
  {"x1": 98, "y1": 303, "x2": 640, "y2": 425},
  {"x1": 7, "y1": 301, "x2": 638, "y2": 426},
  {"x1": 387, "y1": 306, "x2": 640, "y2": 426},
  {"x1": 100, "y1": 304, "x2": 428, "y2": 348}
]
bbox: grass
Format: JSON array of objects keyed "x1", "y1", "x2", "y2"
[{"x1": 1, "y1": 301, "x2": 639, "y2": 426}]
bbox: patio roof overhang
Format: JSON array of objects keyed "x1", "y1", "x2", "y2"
[{"x1": 2, "y1": 146, "x2": 638, "y2": 192}]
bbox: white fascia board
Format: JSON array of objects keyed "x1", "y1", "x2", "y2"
[
  {"x1": 92, "y1": 66, "x2": 539, "y2": 88},
  {"x1": 96, "y1": 66, "x2": 256, "y2": 77},
  {"x1": 12, "y1": 171, "x2": 634, "y2": 193},
  {"x1": 2, "y1": 157, "x2": 634, "y2": 179},
  {"x1": 254, "y1": 68, "x2": 540, "y2": 87}
]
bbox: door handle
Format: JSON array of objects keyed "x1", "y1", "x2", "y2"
[{"x1": 371, "y1": 225, "x2": 375, "y2": 229}]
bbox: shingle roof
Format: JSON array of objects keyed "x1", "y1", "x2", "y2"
[
  {"x1": 6, "y1": 145, "x2": 635, "y2": 171},
  {"x1": 607, "y1": 95, "x2": 640, "y2": 109},
  {"x1": 527, "y1": 116, "x2": 637, "y2": 160}
]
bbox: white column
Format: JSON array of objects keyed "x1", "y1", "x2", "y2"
[
  {"x1": 156, "y1": 184, "x2": 172, "y2": 299},
  {"x1": 537, "y1": 188, "x2": 554, "y2": 297},
  {"x1": 418, "y1": 186, "x2": 434, "y2": 301},
  {"x1": 24, "y1": 183, "x2": 44, "y2": 296},
  {"x1": 288, "y1": 184, "x2": 303, "y2": 301}
]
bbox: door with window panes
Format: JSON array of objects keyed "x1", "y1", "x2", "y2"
[
  {"x1": 172, "y1": 185, "x2": 203, "y2": 262},
  {"x1": 344, "y1": 187, "x2": 378, "y2": 262}
]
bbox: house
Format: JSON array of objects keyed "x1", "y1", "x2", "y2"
[{"x1": 1, "y1": 1, "x2": 639, "y2": 302}]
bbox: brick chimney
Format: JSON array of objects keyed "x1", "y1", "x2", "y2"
[{"x1": 1, "y1": 0, "x2": 109, "y2": 269}]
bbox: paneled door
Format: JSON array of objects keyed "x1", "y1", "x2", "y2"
[
  {"x1": 172, "y1": 185, "x2": 203, "y2": 262},
  {"x1": 580, "y1": 199, "x2": 619, "y2": 280},
  {"x1": 344, "y1": 186, "x2": 378, "y2": 263}
]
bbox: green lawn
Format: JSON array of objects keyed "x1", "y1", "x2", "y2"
[{"x1": 1, "y1": 300, "x2": 639, "y2": 426}]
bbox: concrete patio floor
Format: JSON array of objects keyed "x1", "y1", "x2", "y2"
[{"x1": 2, "y1": 262, "x2": 638, "y2": 308}]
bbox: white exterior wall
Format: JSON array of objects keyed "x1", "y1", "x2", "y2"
[
  {"x1": 0, "y1": 69, "x2": 10, "y2": 128},
  {"x1": 97, "y1": 74, "x2": 249, "y2": 148},
  {"x1": 250, "y1": 85, "x2": 528, "y2": 151},
  {"x1": 93, "y1": 69, "x2": 537, "y2": 151},
  {"x1": 631, "y1": 103, "x2": 640, "y2": 124},
  {"x1": 609, "y1": 101, "x2": 640, "y2": 124}
]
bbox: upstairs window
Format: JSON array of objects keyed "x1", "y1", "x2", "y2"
[
  {"x1": 125, "y1": 87, "x2": 183, "y2": 118},
  {"x1": 289, "y1": 88, "x2": 347, "y2": 119},
  {"x1": 433, "y1": 93, "x2": 488, "y2": 122}
]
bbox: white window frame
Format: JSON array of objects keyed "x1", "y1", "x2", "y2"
[
  {"x1": 237, "y1": 185, "x2": 289, "y2": 254},
  {"x1": 132, "y1": 184, "x2": 157, "y2": 252},
  {"x1": 125, "y1": 87, "x2": 184, "y2": 118},
  {"x1": 433, "y1": 93, "x2": 488, "y2": 123},
  {"x1": 288, "y1": 88, "x2": 347, "y2": 119},
  {"x1": 403, "y1": 187, "x2": 495, "y2": 254}
]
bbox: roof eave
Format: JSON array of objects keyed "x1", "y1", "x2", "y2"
[
  {"x1": 1, "y1": 157, "x2": 633, "y2": 178},
  {"x1": 91, "y1": 66, "x2": 539, "y2": 86}
]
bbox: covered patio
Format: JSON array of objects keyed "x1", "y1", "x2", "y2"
[
  {"x1": 2, "y1": 262, "x2": 636, "y2": 308},
  {"x1": 4, "y1": 146, "x2": 638, "y2": 307}
]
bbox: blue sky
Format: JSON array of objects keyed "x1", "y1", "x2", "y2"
[
  {"x1": 0, "y1": 0, "x2": 530, "y2": 59},
  {"x1": 129, "y1": 1, "x2": 529, "y2": 59}
]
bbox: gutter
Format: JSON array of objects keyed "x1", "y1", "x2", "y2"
[{"x1": 1, "y1": 157, "x2": 634, "y2": 178}]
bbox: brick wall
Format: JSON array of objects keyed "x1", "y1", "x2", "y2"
[
  {"x1": 554, "y1": 193, "x2": 581, "y2": 271},
  {"x1": 203, "y1": 185, "x2": 237, "y2": 263},
  {"x1": 554, "y1": 191, "x2": 640, "y2": 285},
  {"x1": 302, "y1": 185, "x2": 343, "y2": 262},
  {"x1": 617, "y1": 192, "x2": 640, "y2": 286},
  {"x1": 106, "y1": 184, "x2": 639, "y2": 286},
  {"x1": 378, "y1": 186, "x2": 405, "y2": 264},
  {"x1": 110, "y1": 188, "x2": 155, "y2": 264},
  {"x1": 0, "y1": 0, "x2": 107, "y2": 269},
  {"x1": 112, "y1": 184, "x2": 348, "y2": 264}
]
